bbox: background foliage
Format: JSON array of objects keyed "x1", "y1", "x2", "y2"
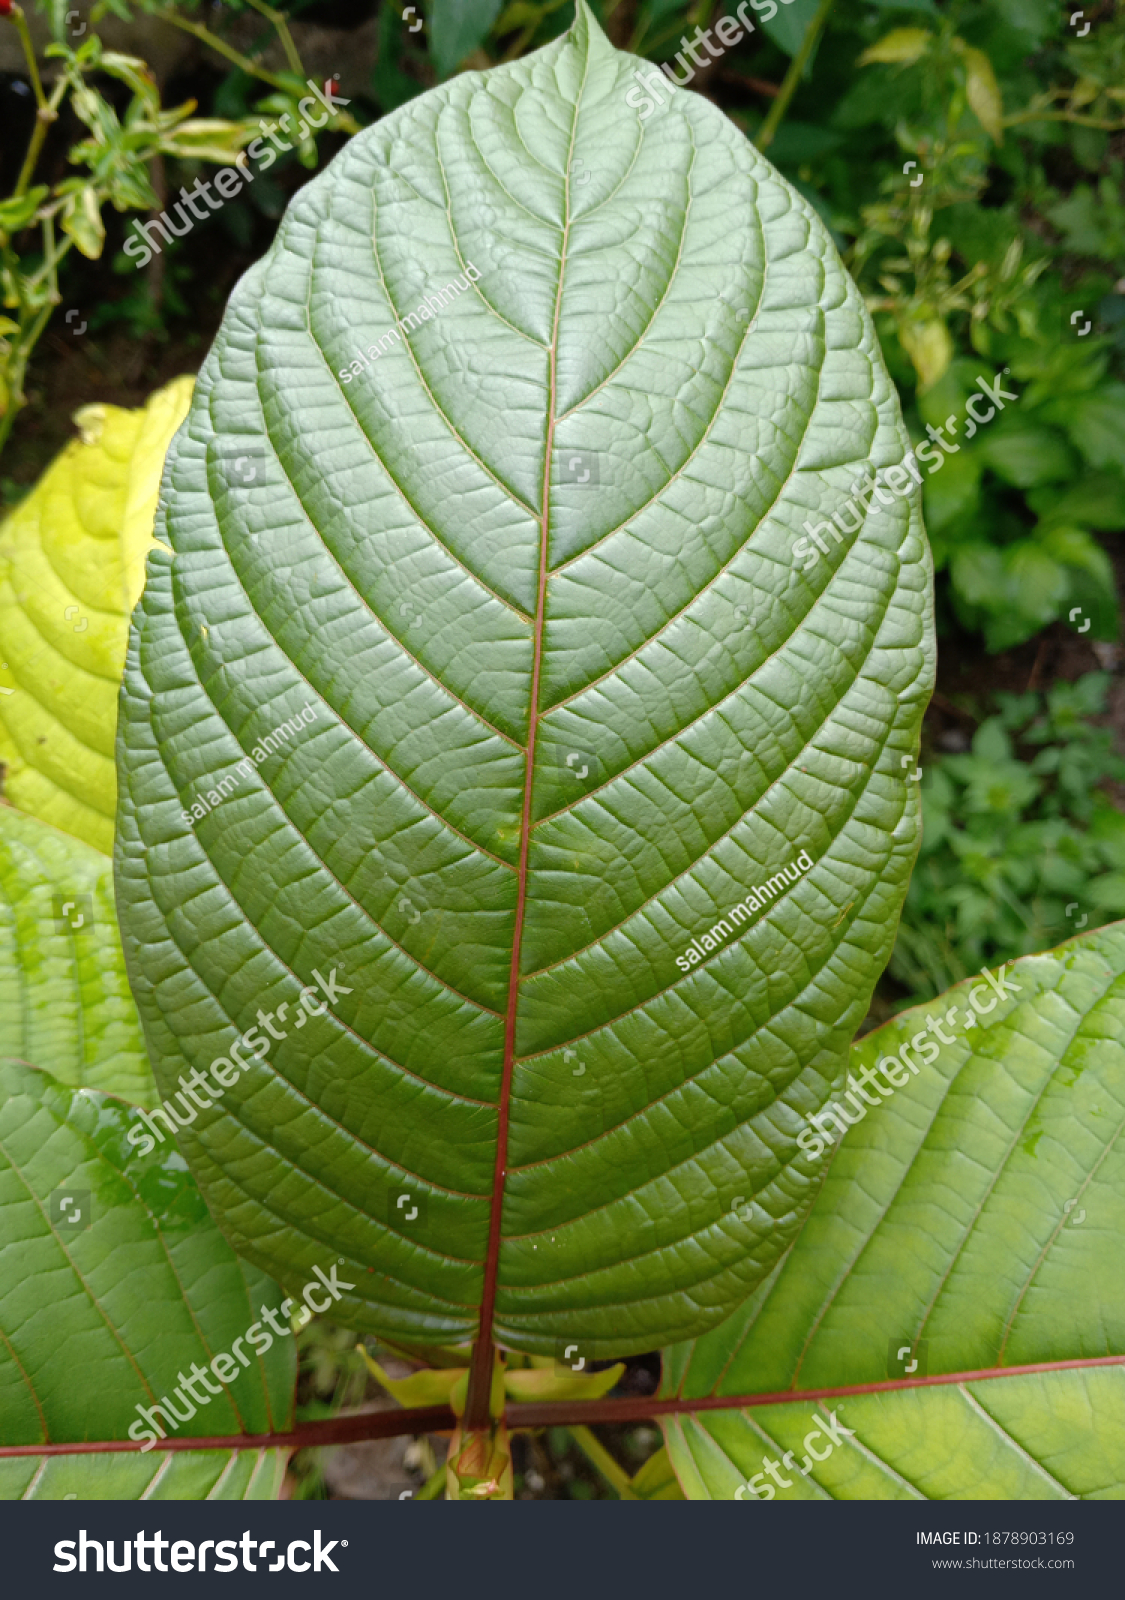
[{"x1": 0, "y1": 0, "x2": 1123, "y2": 1499}]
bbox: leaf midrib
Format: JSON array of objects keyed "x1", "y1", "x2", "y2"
[{"x1": 468, "y1": 35, "x2": 592, "y2": 1411}]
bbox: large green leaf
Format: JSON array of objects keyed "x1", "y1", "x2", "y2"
[
  {"x1": 115, "y1": 1, "x2": 934, "y2": 1354},
  {"x1": 0, "y1": 1058, "x2": 295, "y2": 1497},
  {"x1": 0, "y1": 803, "x2": 156, "y2": 1107},
  {"x1": 662, "y1": 923, "x2": 1125, "y2": 1498},
  {"x1": 0, "y1": 378, "x2": 193, "y2": 853}
]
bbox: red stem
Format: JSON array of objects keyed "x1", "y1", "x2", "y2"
[
  {"x1": 464, "y1": 40, "x2": 576, "y2": 1438},
  {"x1": 5, "y1": 1353, "x2": 1121, "y2": 1460}
]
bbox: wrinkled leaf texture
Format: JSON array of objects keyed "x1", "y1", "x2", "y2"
[
  {"x1": 116, "y1": 1, "x2": 934, "y2": 1354},
  {"x1": 663, "y1": 924, "x2": 1125, "y2": 1498}
]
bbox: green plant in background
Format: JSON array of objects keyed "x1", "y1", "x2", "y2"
[
  {"x1": 286, "y1": 1319, "x2": 371, "y2": 1499},
  {"x1": 0, "y1": 0, "x2": 359, "y2": 455},
  {"x1": 893, "y1": 672, "x2": 1125, "y2": 1001},
  {"x1": 797, "y1": 3, "x2": 1125, "y2": 652}
]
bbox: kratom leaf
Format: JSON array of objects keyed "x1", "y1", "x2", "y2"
[
  {"x1": 0, "y1": 376, "x2": 192, "y2": 853},
  {"x1": 0, "y1": 803, "x2": 155, "y2": 1107},
  {"x1": 0, "y1": 1058, "x2": 295, "y2": 1496},
  {"x1": 661, "y1": 923, "x2": 1125, "y2": 1499},
  {"x1": 356, "y1": 1353, "x2": 463, "y2": 1408},
  {"x1": 115, "y1": 0, "x2": 934, "y2": 1355},
  {"x1": 501, "y1": 1362, "x2": 624, "y2": 1401}
]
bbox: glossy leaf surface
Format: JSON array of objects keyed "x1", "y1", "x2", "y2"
[{"x1": 663, "y1": 923, "x2": 1125, "y2": 1498}]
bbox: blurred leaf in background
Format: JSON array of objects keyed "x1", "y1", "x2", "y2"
[
  {"x1": 428, "y1": 0, "x2": 503, "y2": 78},
  {"x1": 0, "y1": 376, "x2": 192, "y2": 850}
]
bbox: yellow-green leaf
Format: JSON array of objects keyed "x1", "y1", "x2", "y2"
[
  {"x1": 96, "y1": 50, "x2": 160, "y2": 108},
  {"x1": 159, "y1": 118, "x2": 256, "y2": 164},
  {"x1": 963, "y1": 46, "x2": 1004, "y2": 143},
  {"x1": 60, "y1": 185, "x2": 106, "y2": 261},
  {"x1": 0, "y1": 376, "x2": 193, "y2": 851},
  {"x1": 356, "y1": 1348, "x2": 464, "y2": 1407},
  {"x1": 629, "y1": 1445, "x2": 686, "y2": 1500},
  {"x1": 858, "y1": 28, "x2": 932, "y2": 67},
  {"x1": 502, "y1": 1362, "x2": 625, "y2": 1402},
  {"x1": 897, "y1": 315, "x2": 953, "y2": 392}
]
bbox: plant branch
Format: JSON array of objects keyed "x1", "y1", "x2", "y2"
[
  {"x1": 566, "y1": 1425, "x2": 638, "y2": 1499},
  {"x1": 755, "y1": 0, "x2": 835, "y2": 150},
  {"x1": 9, "y1": 3, "x2": 47, "y2": 108},
  {"x1": 242, "y1": 0, "x2": 304, "y2": 77},
  {"x1": 155, "y1": 7, "x2": 291, "y2": 91},
  {"x1": 13, "y1": 74, "x2": 67, "y2": 197},
  {"x1": 25, "y1": 221, "x2": 72, "y2": 294},
  {"x1": 1004, "y1": 108, "x2": 1125, "y2": 130},
  {"x1": 0, "y1": 219, "x2": 70, "y2": 457},
  {"x1": 4, "y1": 1352, "x2": 1122, "y2": 1461},
  {"x1": 415, "y1": 1462, "x2": 448, "y2": 1499},
  {"x1": 716, "y1": 67, "x2": 780, "y2": 99}
]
